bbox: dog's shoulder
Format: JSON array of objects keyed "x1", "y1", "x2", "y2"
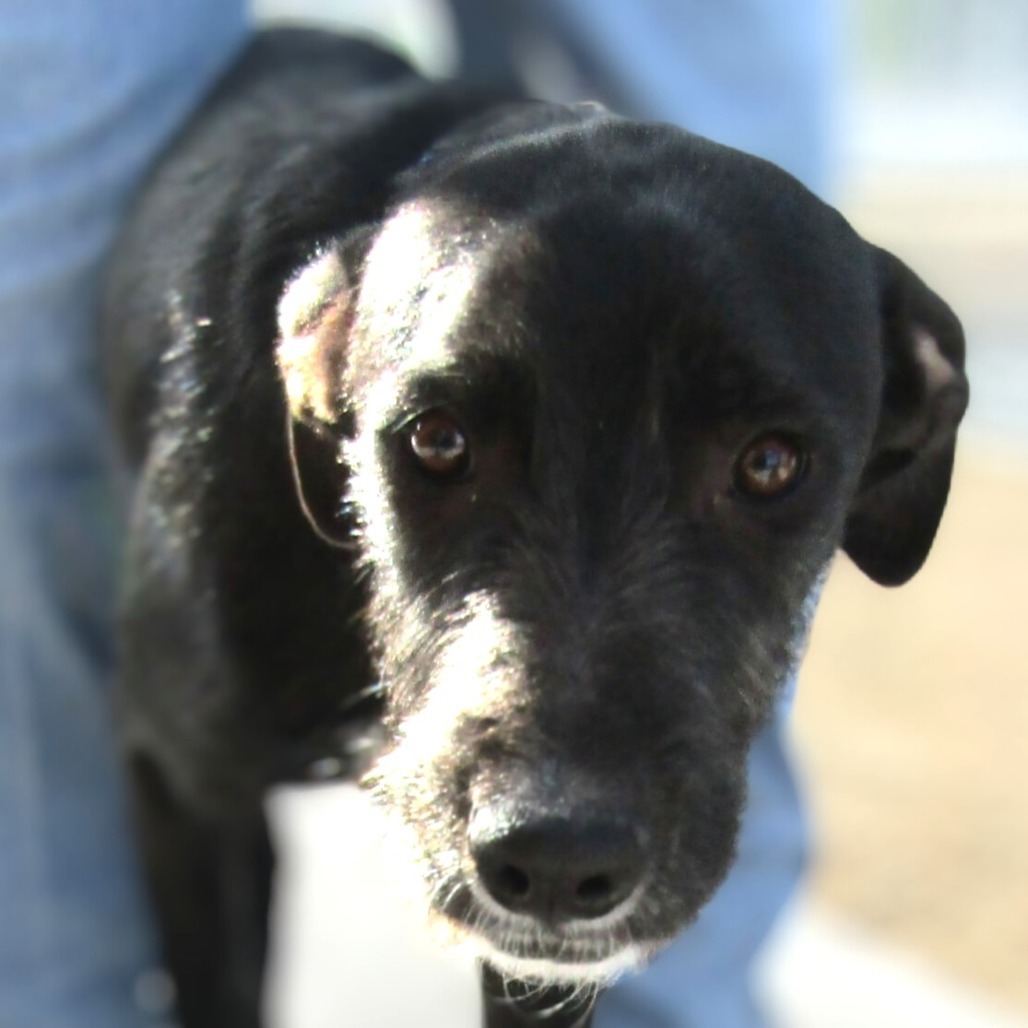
[{"x1": 102, "y1": 30, "x2": 512, "y2": 465}]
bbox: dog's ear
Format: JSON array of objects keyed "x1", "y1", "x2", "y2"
[
  {"x1": 276, "y1": 247, "x2": 354, "y2": 547},
  {"x1": 843, "y1": 246, "x2": 969, "y2": 586}
]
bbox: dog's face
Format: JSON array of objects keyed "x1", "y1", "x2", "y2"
[{"x1": 277, "y1": 113, "x2": 967, "y2": 984}]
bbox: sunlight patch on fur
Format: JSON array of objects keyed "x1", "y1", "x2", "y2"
[{"x1": 372, "y1": 591, "x2": 526, "y2": 782}]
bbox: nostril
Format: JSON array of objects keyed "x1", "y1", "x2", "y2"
[
  {"x1": 475, "y1": 857, "x2": 535, "y2": 913},
  {"x1": 498, "y1": 864, "x2": 531, "y2": 900},
  {"x1": 575, "y1": 874, "x2": 613, "y2": 905}
]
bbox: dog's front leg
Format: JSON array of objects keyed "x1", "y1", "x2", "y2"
[
  {"x1": 127, "y1": 753, "x2": 274, "y2": 1028},
  {"x1": 480, "y1": 965, "x2": 598, "y2": 1028}
]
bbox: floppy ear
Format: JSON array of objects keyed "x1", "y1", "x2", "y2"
[
  {"x1": 276, "y1": 247, "x2": 355, "y2": 547},
  {"x1": 843, "y1": 246, "x2": 969, "y2": 586}
]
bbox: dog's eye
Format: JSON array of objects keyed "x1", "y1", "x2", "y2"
[
  {"x1": 733, "y1": 434, "x2": 806, "y2": 499},
  {"x1": 409, "y1": 410, "x2": 471, "y2": 478}
]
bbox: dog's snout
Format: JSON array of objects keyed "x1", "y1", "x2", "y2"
[{"x1": 469, "y1": 808, "x2": 647, "y2": 922}]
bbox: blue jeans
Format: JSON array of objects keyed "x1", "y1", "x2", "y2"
[
  {"x1": 0, "y1": 6, "x2": 247, "y2": 1025},
  {"x1": 0, "y1": 3, "x2": 825, "y2": 1025},
  {"x1": 595, "y1": 697, "x2": 807, "y2": 1028}
]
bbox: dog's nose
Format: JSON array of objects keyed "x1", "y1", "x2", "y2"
[{"x1": 469, "y1": 809, "x2": 647, "y2": 922}]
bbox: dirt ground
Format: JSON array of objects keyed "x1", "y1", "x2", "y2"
[{"x1": 791, "y1": 169, "x2": 1028, "y2": 1012}]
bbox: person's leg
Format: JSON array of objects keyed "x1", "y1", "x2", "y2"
[
  {"x1": 448, "y1": 0, "x2": 837, "y2": 192},
  {"x1": 0, "y1": 6, "x2": 247, "y2": 1025},
  {"x1": 594, "y1": 698, "x2": 807, "y2": 1028},
  {"x1": 527, "y1": 0, "x2": 837, "y2": 191}
]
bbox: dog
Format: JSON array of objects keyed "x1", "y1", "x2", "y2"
[{"x1": 102, "y1": 28, "x2": 968, "y2": 1028}]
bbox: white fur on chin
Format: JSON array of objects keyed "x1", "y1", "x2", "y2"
[{"x1": 470, "y1": 937, "x2": 658, "y2": 988}]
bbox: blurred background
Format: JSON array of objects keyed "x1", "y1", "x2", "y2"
[
  {"x1": 799, "y1": 0, "x2": 1028, "y2": 1019},
  {"x1": 243, "y1": 1, "x2": 1028, "y2": 1025}
]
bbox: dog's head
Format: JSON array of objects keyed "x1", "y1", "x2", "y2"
[{"x1": 276, "y1": 108, "x2": 967, "y2": 985}]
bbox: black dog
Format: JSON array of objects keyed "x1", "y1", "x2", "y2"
[{"x1": 102, "y1": 29, "x2": 968, "y2": 1028}]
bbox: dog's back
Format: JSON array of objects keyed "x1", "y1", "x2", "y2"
[{"x1": 103, "y1": 31, "x2": 498, "y2": 804}]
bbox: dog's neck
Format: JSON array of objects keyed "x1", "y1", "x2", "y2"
[{"x1": 481, "y1": 965, "x2": 598, "y2": 1028}]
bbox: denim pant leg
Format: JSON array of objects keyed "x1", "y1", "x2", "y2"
[
  {"x1": 595, "y1": 696, "x2": 808, "y2": 1028},
  {"x1": 0, "y1": 6, "x2": 247, "y2": 1025},
  {"x1": 517, "y1": 0, "x2": 838, "y2": 192}
]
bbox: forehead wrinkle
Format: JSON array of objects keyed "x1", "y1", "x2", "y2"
[{"x1": 670, "y1": 348, "x2": 844, "y2": 433}]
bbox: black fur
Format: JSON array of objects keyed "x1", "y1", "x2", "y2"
[{"x1": 102, "y1": 29, "x2": 968, "y2": 1028}]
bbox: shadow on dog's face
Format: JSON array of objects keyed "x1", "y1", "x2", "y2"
[{"x1": 277, "y1": 114, "x2": 967, "y2": 985}]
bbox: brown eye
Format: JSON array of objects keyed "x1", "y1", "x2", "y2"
[
  {"x1": 409, "y1": 410, "x2": 470, "y2": 478},
  {"x1": 734, "y1": 434, "x2": 805, "y2": 499}
]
